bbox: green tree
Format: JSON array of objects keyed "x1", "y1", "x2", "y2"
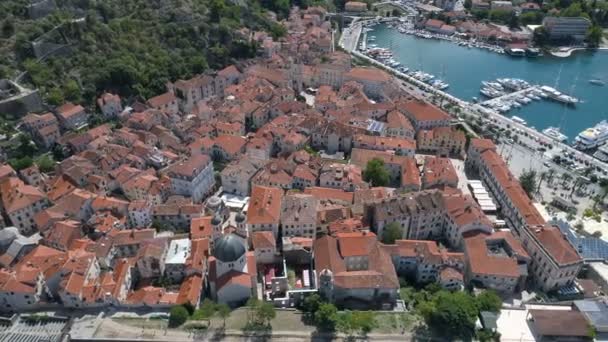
[
  {"x1": 168, "y1": 305, "x2": 189, "y2": 328},
  {"x1": 336, "y1": 311, "x2": 355, "y2": 336},
  {"x1": 14, "y1": 133, "x2": 37, "y2": 158},
  {"x1": 382, "y1": 222, "x2": 402, "y2": 244},
  {"x1": 256, "y1": 301, "x2": 276, "y2": 326},
  {"x1": 35, "y1": 154, "x2": 55, "y2": 173},
  {"x1": 192, "y1": 299, "x2": 216, "y2": 322},
  {"x1": 587, "y1": 25, "x2": 603, "y2": 47},
  {"x1": 561, "y1": 2, "x2": 583, "y2": 16},
  {"x1": 476, "y1": 290, "x2": 502, "y2": 312},
  {"x1": 351, "y1": 311, "x2": 377, "y2": 335},
  {"x1": 216, "y1": 304, "x2": 231, "y2": 327},
  {"x1": 430, "y1": 291, "x2": 478, "y2": 338},
  {"x1": 519, "y1": 169, "x2": 537, "y2": 198},
  {"x1": 63, "y1": 79, "x2": 82, "y2": 103},
  {"x1": 1, "y1": 17, "x2": 15, "y2": 38},
  {"x1": 520, "y1": 11, "x2": 544, "y2": 25},
  {"x1": 46, "y1": 88, "x2": 65, "y2": 106},
  {"x1": 246, "y1": 297, "x2": 259, "y2": 319},
  {"x1": 508, "y1": 12, "x2": 519, "y2": 28},
  {"x1": 302, "y1": 293, "x2": 322, "y2": 317},
  {"x1": 8, "y1": 156, "x2": 33, "y2": 171},
  {"x1": 315, "y1": 303, "x2": 338, "y2": 331},
  {"x1": 489, "y1": 9, "x2": 513, "y2": 23},
  {"x1": 533, "y1": 26, "x2": 550, "y2": 46},
  {"x1": 363, "y1": 158, "x2": 390, "y2": 186}
]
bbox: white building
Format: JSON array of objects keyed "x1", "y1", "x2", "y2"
[
  {"x1": 164, "y1": 239, "x2": 191, "y2": 283},
  {"x1": 166, "y1": 154, "x2": 215, "y2": 203}
]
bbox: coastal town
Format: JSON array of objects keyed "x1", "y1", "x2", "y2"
[{"x1": 0, "y1": 0, "x2": 607, "y2": 341}]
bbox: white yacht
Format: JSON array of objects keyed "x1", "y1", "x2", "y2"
[
  {"x1": 511, "y1": 116, "x2": 527, "y2": 125},
  {"x1": 542, "y1": 127, "x2": 568, "y2": 142},
  {"x1": 574, "y1": 120, "x2": 608, "y2": 150}
]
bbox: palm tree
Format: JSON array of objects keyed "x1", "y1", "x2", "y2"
[
  {"x1": 570, "y1": 177, "x2": 583, "y2": 199},
  {"x1": 537, "y1": 171, "x2": 547, "y2": 194},
  {"x1": 546, "y1": 168, "x2": 556, "y2": 186},
  {"x1": 216, "y1": 304, "x2": 230, "y2": 328},
  {"x1": 561, "y1": 173, "x2": 572, "y2": 187}
]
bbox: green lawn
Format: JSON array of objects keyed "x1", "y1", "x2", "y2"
[
  {"x1": 208, "y1": 308, "x2": 315, "y2": 332},
  {"x1": 111, "y1": 317, "x2": 168, "y2": 330},
  {"x1": 110, "y1": 309, "x2": 418, "y2": 335},
  {"x1": 373, "y1": 312, "x2": 419, "y2": 334}
]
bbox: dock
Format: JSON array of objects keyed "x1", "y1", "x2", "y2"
[{"x1": 480, "y1": 86, "x2": 537, "y2": 106}]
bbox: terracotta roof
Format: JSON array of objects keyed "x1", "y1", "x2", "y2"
[
  {"x1": 439, "y1": 267, "x2": 463, "y2": 281},
  {"x1": 443, "y1": 191, "x2": 493, "y2": 229},
  {"x1": 346, "y1": 67, "x2": 391, "y2": 83},
  {"x1": 214, "y1": 135, "x2": 246, "y2": 155},
  {"x1": 528, "y1": 310, "x2": 590, "y2": 338},
  {"x1": 126, "y1": 286, "x2": 177, "y2": 306},
  {"x1": 314, "y1": 233, "x2": 399, "y2": 290},
  {"x1": 386, "y1": 110, "x2": 414, "y2": 130},
  {"x1": 354, "y1": 134, "x2": 416, "y2": 151},
  {"x1": 166, "y1": 154, "x2": 211, "y2": 179},
  {"x1": 217, "y1": 65, "x2": 241, "y2": 78},
  {"x1": 464, "y1": 233, "x2": 521, "y2": 278},
  {"x1": 56, "y1": 102, "x2": 85, "y2": 119},
  {"x1": 0, "y1": 177, "x2": 47, "y2": 214},
  {"x1": 147, "y1": 92, "x2": 176, "y2": 108},
  {"x1": 534, "y1": 226, "x2": 581, "y2": 265},
  {"x1": 422, "y1": 157, "x2": 459, "y2": 188},
  {"x1": 247, "y1": 186, "x2": 283, "y2": 225},
  {"x1": 44, "y1": 220, "x2": 82, "y2": 250},
  {"x1": 0, "y1": 164, "x2": 16, "y2": 181},
  {"x1": 400, "y1": 100, "x2": 451, "y2": 122},
  {"x1": 177, "y1": 275, "x2": 203, "y2": 306},
  {"x1": 252, "y1": 231, "x2": 276, "y2": 250},
  {"x1": 470, "y1": 138, "x2": 496, "y2": 152},
  {"x1": 336, "y1": 232, "x2": 376, "y2": 256},
  {"x1": 304, "y1": 187, "x2": 354, "y2": 204},
  {"x1": 190, "y1": 216, "x2": 213, "y2": 240}
]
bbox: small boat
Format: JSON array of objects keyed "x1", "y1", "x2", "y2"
[
  {"x1": 542, "y1": 127, "x2": 568, "y2": 142},
  {"x1": 589, "y1": 79, "x2": 606, "y2": 86},
  {"x1": 512, "y1": 116, "x2": 527, "y2": 125}
]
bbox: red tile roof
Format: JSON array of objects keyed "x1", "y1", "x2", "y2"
[
  {"x1": 252, "y1": 231, "x2": 276, "y2": 250},
  {"x1": 400, "y1": 100, "x2": 451, "y2": 122},
  {"x1": 247, "y1": 186, "x2": 283, "y2": 225}
]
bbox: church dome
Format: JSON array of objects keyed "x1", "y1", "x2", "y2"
[
  {"x1": 213, "y1": 234, "x2": 246, "y2": 263},
  {"x1": 235, "y1": 212, "x2": 246, "y2": 223}
]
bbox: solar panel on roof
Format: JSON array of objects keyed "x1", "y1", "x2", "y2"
[{"x1": 551, "y1": 219, "x2": 608, "y2": 261}]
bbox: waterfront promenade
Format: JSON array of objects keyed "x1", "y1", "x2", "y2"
[{"x1": 339, "y1": 21, "x2": 608, "y2": 175}]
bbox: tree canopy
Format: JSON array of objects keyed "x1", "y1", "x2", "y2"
[
  {"x1": 519, "y1": 169, "x2": 538, "y2": 198},
  {"x1": 382, "y1": 222, "x2": 402, "y2": 244},
  {"x1": 363, "y1": 158, "x2": 390, "y2": 187},
  {"x1": 314, "y1": 302, "x2": 339, "y2": 331},
  {"x1": 168, "y1": 305, "x2": 189, "y2": 328},
  {"x1": 475, "y1": 290, "x2": 502, "y2": 313},
  {"x1": 0, "y1": 0, "x2": 292, "y2": 106}
]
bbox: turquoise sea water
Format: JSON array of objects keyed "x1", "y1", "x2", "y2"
[{"x1": 370, "y1": 24, "x2": 608, "y2": 142}]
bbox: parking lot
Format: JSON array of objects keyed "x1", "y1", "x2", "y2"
[{"x1": 497, "y1": 140, "x2": 608, "y2": 240}]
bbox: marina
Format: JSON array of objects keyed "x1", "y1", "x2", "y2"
[
  {"x1": 366, "y1": 23, "x2": 608, "y2": 145},
  {"x1": 478, "y1": 80, "x2": 578, "y2": 113}
]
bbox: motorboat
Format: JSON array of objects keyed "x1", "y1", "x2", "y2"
[
  {"x1": 542, "y1": 127, "x2": 568, "y2": 142},
  {"x1": 589, "y1": 79, "x2": 606, "y2": 86}
]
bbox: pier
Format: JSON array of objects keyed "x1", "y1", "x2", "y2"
[{"x1": 480, "y1": 86, "x2": 536, "y2": 106}]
